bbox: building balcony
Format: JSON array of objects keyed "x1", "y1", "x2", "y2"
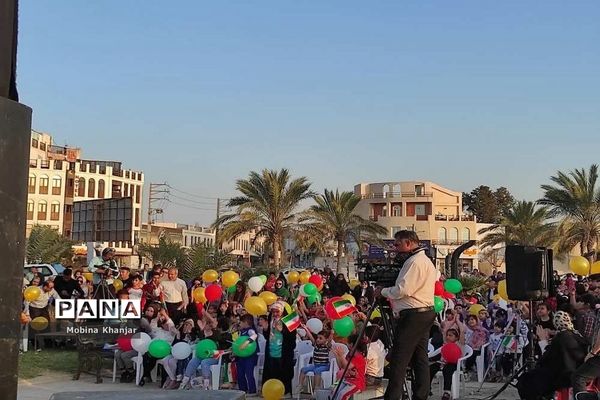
[
  {"x1": 431, "y1": 239, "x2": 475, "y2": 246},
  {"x1": 434, "y1": 214, "x2": 476, "y2": 222},
  {"x1": 361, "y1": 191, "x2": 433, "y2": 199}
]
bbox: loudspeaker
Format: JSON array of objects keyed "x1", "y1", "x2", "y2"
[{"x1": 505, "y1": 245, "x2": 554, "y2": 301}]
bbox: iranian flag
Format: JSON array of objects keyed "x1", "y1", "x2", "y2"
[
  {"x1": 333, "y1": 299, "x2": 356, "y2": 317},
  {"x1": 501, "y1": 335, "x2": 518, "y2": 352},
  {"x1": 281, "y1": 311, "x2": 301, "y2": 332}
]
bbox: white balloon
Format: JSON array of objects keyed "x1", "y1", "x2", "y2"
[
  {"x1": 299, "y1": 284, "x2": 307, "y2": 297},
  {"x1": 171, "y1": 342, "x2": 192, "y2": 360},
  {"x1": 131, "y1": 332, "x2": 151, "y2": 354},
  {"x1": 306, "y1": 318, "x2": 323, "y2": 334},
  {"x1": 248, "y1": 276, "x2": 264, "y2": 293}
]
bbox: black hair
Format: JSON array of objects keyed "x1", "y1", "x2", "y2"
[
  {"x1": 63, "y1": 268, "x2": 72, "y2": 276},
  {"x1": 240, "y1": 314, "x2": 255, "y2": 328},
  {"x1": 446, "y1": 328, "x2": 459, "y2": 337},
  {"x1": 347, "y1": 334, "x2": 368, "y2": 356}
]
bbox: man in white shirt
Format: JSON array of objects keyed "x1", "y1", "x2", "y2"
[
  {"x1": 159, "y1": 267, "x2": 188, "y2": 324},
  {"x1": 376, "y1": 230, "x2": 437, "y2": 400},
  {"x1": 24, "y1": 280, "x2": 60, "y2": 332}
]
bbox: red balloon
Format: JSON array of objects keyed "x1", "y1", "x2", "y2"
[
  {"x1": 308, "y1": 275, "x2": 323, "y2": 289},
  {"x1": 441, "y1": 343, "x2": 462, "y2": 364},
  {"x1": 117, "y1": 334, "x2": 133, "y2": 351},
  {"x1": 325, "y1": 296, "x2": 355, "y2": 320},
  {"x1": 205, "y1": 284, "x2": 223, "y2": 302},
  {"x1": 434, "y1": 281, "x2": 444, "y2": 296},
  {"x1": 441, "y1": 291, "x2": 455, "y2": 299}
]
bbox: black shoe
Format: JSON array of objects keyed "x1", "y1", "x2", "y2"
[{"x1": 120, "y1": 370, "x2": 134, "y2": 383}]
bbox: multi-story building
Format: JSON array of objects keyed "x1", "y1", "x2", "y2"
[
  {"x1": 27, "y1": 130, "x2": 144, "y2": 266},
  {"x1": 353, "y1": 181, "x2": 478, "y2": 271}
]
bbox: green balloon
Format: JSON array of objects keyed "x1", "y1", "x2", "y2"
[
  {"x1": 196, "y1": 339, "x2": 217, "y2": 359},
  {"x1": 227, "y1": 285, "x2": 237, "y2": 295},
  {"x1": 306, "y1": 294, "x2": 317, "y2": 305},
  {"x1": 434, "y1": 296, "x2": 445, "y2": 313},
  {"x1": 232, "y1": 336, "x2": 257, "y2": 357},
  {"x1": 148, "y1": 339, "x2": 171, "y2": 359},
  {"x1": 333, "y1": 316, "x2": 354, "y2": 338},
  {"x1": 444, "y1": 279, "x2": 463, "y2": 294},
  {"x1": 259, "y1": 275, "x2": 267, "y2": 284},
  {"x1": 304, "y1": 283, "x2": 317, "y2": 297}
]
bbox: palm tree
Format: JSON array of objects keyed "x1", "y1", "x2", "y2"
[
  {"x1": 301, "y1": 189, "x2": 388, "y2": 274},
  {"x1": 214, "y1": 169, "x2": 314, "y2": 269},
  {"x1": 478, "y1": 200, "x2": 555, "y2": 249},
  {"x1": 539, "y1": 165, "x2": 600, "y2": 261},
  {"x1": 138, "y1": 237, "x2": 187, "y2": 267},
  {"x1": 26, "y1": 225, "x2": 74, "y2": 264}
]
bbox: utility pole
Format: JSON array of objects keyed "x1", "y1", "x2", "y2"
[{"x1": 146, "y1": 183, "x2": 168, "y2": 245}]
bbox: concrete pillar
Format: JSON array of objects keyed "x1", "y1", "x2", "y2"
[{"x1": 0, "y1": 97, "x2": 32, "y2": 400}]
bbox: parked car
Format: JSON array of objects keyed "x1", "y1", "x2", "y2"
[{"x1": 24, "y1": 263, "x2": 65, "y2": 282}]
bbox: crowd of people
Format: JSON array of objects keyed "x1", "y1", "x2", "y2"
[{"x1": 20, "y1": 248, "x2": 600, "y2": 400}]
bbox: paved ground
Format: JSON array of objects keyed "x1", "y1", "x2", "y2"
[{"x1": 18, "y1": 370, "x2": 520, "y2": 400}]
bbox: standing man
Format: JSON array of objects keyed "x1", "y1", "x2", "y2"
[
  {"x1": 160, "y1": 267, "x2": 188, "y2": 324},
  {"x1": 53, "y1": 268, "x2": 85, "y2": 299},
  {"x1": 376, "y1": 230, "x2": 437, "y2": 400},
  {"x1": 118, "y1": 266, "x2": 133, "y2": 289}
]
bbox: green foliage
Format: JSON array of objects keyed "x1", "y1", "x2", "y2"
[
  {"x1": 214, "y1": 168, "x2": 314, "y2": 269},
  {"x1": 137, "y1": 237, "x2": 186, "y2": 268},
  {"x1": 463, "y1": 186, "x2": 515, "y2": 223},
  {"x1": 539, "y1": 164, "x2": 600, "y2": 260},
  {"x1": 26, "y1": 225, "x2": 73, "y2": 264},
  {"x1": 180, "y1": 242, "x2": 233, "y2": 281},
  {"x1": 300, "y1": 189, "x2": 387, "y2": 273},
  {"x1": 458, "y1": 275, "x2": 488, "y2": 294},
  {"x1": 19, "y1": 350, "x2": 78, "y2": 379},
  {"x1": 478, "y1": 200, "x2": 555, "y2": 249}
]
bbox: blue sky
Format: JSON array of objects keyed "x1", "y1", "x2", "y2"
[{"x1": 19, "y1": 1, "x2": 600, "y2": 225}]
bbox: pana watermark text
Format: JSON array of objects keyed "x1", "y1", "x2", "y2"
[{"x1": 55, "y1": 299, "x2": 141, "y2": 319}]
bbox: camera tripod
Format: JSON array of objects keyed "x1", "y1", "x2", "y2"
[{"x1": 329, "y1": 297, "x2": 397, "y2": 400}]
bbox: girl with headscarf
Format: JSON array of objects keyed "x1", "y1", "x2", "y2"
[{"x1": 517, "y1": 311, "x2": 588, "y2": 400}]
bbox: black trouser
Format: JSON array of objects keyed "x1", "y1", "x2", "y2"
[
  {"x1": 464, "y1": 349, "x2": 481, "y2": 371},
  {"x1": 573, "y1": 355, "x2": 600, "y2": 393},
  {"x1": 384, "y1": 310, "x2": 435, "y2": 400},
  {"x1": 165, "y1": 302, "x2": 183, "y2": 325}
]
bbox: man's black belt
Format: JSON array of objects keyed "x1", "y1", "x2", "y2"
[{"x1": 395, "y1": 306, "x2": 434, "y2": 317}]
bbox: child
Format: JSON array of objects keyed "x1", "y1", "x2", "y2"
[
  {"x1": 440, "y1": 328, "x2": 461, "y2": 400},
  {"x1": 331, "y1": 334, "x2": 367, "y2": 400},
  {"x1": 488, "y1": 321, "x2": 504, "y2": 382},
  {"x1": 162, "y1": 318, "x2": 199, "y2": 389},
  {"x1": 235, "y1": 314, "x2": 259, "y2": 395},
  {"x1": 298, "y1": 328, "x2": 331, "y2": 391}
]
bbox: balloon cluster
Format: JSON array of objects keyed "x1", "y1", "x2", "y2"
[
  {"x1": 570, "y1": 256, "x2": 600, "y2": 276},
  {"x1": 433, "y1": 278, "x2": 462, "y2": 313}
]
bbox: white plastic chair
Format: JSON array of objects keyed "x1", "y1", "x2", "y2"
[
  {"x1": 132, "y1": 353, "x2": 144, "y2": 386},
  {"x1": 320, "y1": 343, "x2": 349, "y2": 390},
  {"x1": 437, "y1": 345, "x2": 473, "y2": 399},
  {"x1": 210, "y1": 352, "x2": 226, "y2": 390},
  {"x1": 254, "y1": 334, "x2": 267, "y2": 387},
  {"x1": 476, "y1": 342, "x2": 489, "y2": 383},
  {"x1": 293, "y1": 340, "x2": 314, "y2": 391}
]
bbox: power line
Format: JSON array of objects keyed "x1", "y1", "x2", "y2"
[
  {"x1": 166, "y1": 184, "x2": 230, "y2": 201},
  {"x1": 168, "y1": 192, "x2": 216, "y2": 206},
  {"x1": 165, "y1": 199, "x2": 218, "y2": 212}
]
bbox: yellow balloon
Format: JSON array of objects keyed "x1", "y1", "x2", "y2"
[
  {"x1": 245, "y1": 296, "x2": 268, "y2": 316},
  {"x1": 469, "y1": 304, "x2": 485, "y2": 316},
  {"x1": 113, "y1": 279, "x2": 123, "y2": 292},
  {"x1": 287, "y1": 271, "x2": 300, "y2": 284},
  {"x1": 83, "y1": 272, "x2": 93, "y2": 282},
  {"x1": 193, "y1": 287, "x2": 207, "y2": 303},
  {"x1": 370, "y1": 308, "x2": 382, "y2": 320},
  {"x1": 222, "y1": 270, "x2": 240, "y2": 288},
  {"x1": 202, "y1": 269, "x2": 219, "y2": 283},
  {"x1": 591, "y1": 261, "x2": 600, "y2": 275},
  {"x1": 492, "y1": 294, "x2": 502, "y2": 303},
  {"x1": 23, "y1": 286, "x2": 42, "y2": 302},
  {"x1": 259, "y1": 291, "x2": 278, "y2": 306},
  {"x1": 262, "y1": 378, "x2": 285, "y2": 400},
  {"x1": 281, "y1": 301, "x2": 293, "y2": 315},
  {"x1": 349, "y1": 279, "x2": 360, "y2": 289},
  {"x1": 570, "y1": 256, "x2": 590, "y2": 276},
  {"x1": 341, "y1": 294, "x2": 356, "y2": 306},
  {"x1": 299, "y1": 271, "x2": 311, "y2": 284},
  {"x1": 30, "y1": 316, "x2": 48, "y2": 331},
  {"x1": 498, "y1": 280, "x2": 508, "y2": 301}
]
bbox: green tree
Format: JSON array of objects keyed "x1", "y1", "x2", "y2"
[
  {"x1": 539, "y1": 165, "x2": 600, "y2": 261},
  {"x1": 26, "y1": 225, "x2": 74, "y2": 264},
  {"x1": 180, "y1": 242, "x2": 233, "y2": 281},
  {"x1": 478, "y1": 200, "x2": 555, "y2": 249},
  {"x1": 463, "y1": 185, "x2": 515, "y2": 223},
  {"x1": 214, "y1": 169, "x2": 314, "y2": 269},
  {"x1": 301, "y1": 189, "x2": 388, "y2": 274},
  {"x1": 138, "y1": 237, "x2": 187, "y2": 268}
]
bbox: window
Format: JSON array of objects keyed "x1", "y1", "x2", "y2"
[
  {"x1": 88, "y1": 178, "x2": 95, "y2": 197},
  {"x1": 27, "y1": 200, "x2": 34, "y2": 220},
  {"x1": 28, "y1": 174, "x2": 36, "y2": 194},
  {"x1": 136, "y1": 185, "x2": 141, "y2": 204},
  {"x1": 32, "y1": 138, "x2": 38, "y2": 148},
  {"x1": 39, "y1": 175, "x2": 49, "y2": 194},
  {"x1": 392, "y1": 205, "x2": 401, "y2": 217},
  {"x1": 38, "y1": 200, "x2": 47, "y2": 220},
  {"x1": 52, "y1": 176, "x2": 62, "y2": 195},
  {"x1": 124, "y1": 183, "x2": 129, "y2": 197},
  {"x1": 415, "y1": 185, "x2": 424, "y2": 195},
  {"x1": 382, "y1": 184, "x2": 390, "y2": 198},
  {"x1": 135, "y1": 208, "x2": 140, "y2": 227},
  {"x1": 51, "y1": 201, "x2": 60, "y2": 220},
  {"x1": 449, "y1": 227, "x2": 459, "y2": 242},
  {"x1": 462, "y1": 228, "x2": 470, "y2": 241},
  {"x1": 415, "y1": 204, "x2": 426, "y2": 215},
  {"x1": 77, "y1": 177, "x2": 86, "y2": 197},
  {"x1": 438, "y1": 227, "x2": 447, "y2": 242},
  {"x1": 40, "y1": 142, "x2": 46, "y2": 151},
  {"x1": 98, "y1": 179, "x2": 105, "y2": 198}
]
